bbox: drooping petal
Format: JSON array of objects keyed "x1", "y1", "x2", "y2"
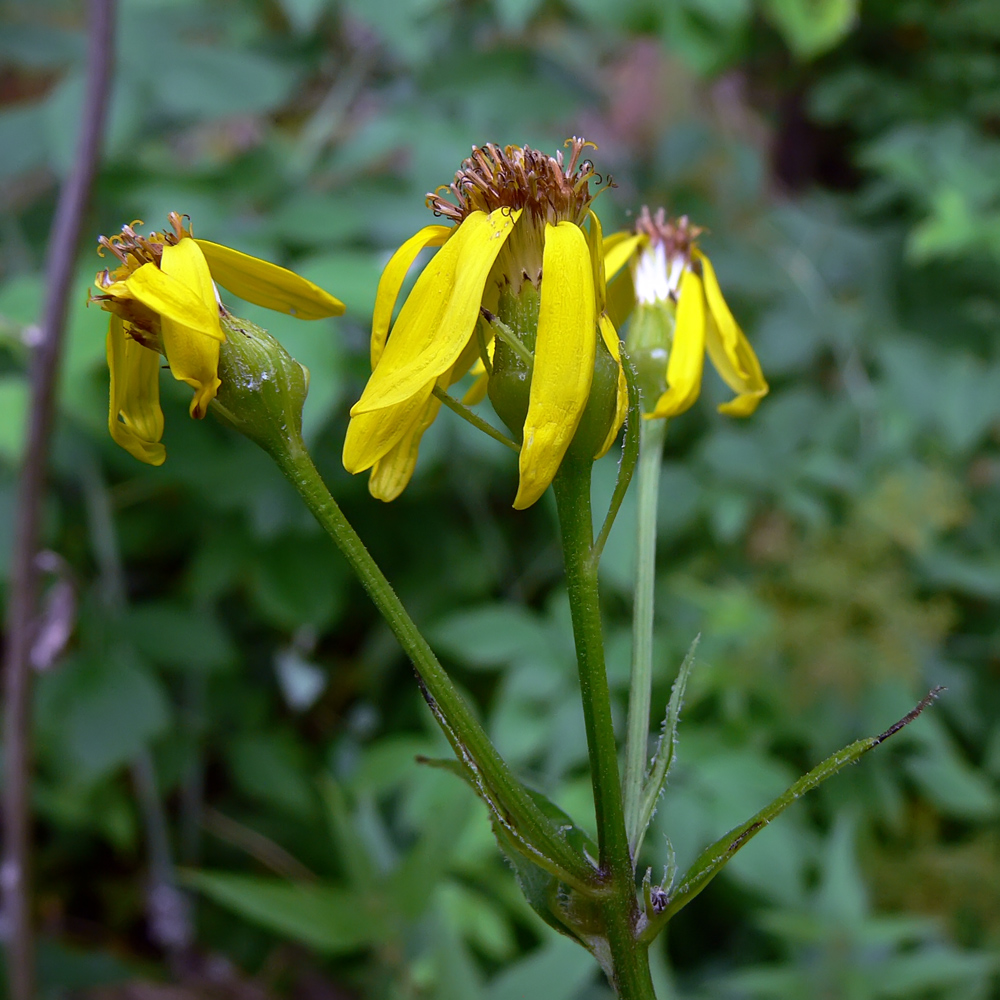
[
  {"x1": 462, "y1": 369, "x2": 490, "y2": 407},
  {"x1": 648, "y1": 268, "x2": 706, "y2": 419},
  {"x1": 694, "y1": 250, "x2": 748, "y2": 379},
  {"x1": 603, "y1": 232, "x2": 645, "y2": 282},
  {"x1": 160, "y1": 317, "x2": 222, "y2": 418},
  {"x1": 106, "y1": 316, "x2": 166, "y2": 466},
  {"x1": 371, "y1": 224, "x2": 452, "y2": 368},
  {"x1": 693, "y1": 250, "x2": 768, "y2": 415},
  {"x1": 514, "y1": 221, "x2": 596, "y2": 510},
  {"x1": 606, "y1": 269, "x2": 636, "y2": 330},
  {"x1": 350, "y1": 208, "x2": 520, "y2": 415},
  {"x1": 594, "y1": 313, "x2": 628, "y2": 458},
  {"x1": 159, "y1": 240, "x2": 224, "y2": 418},
  {"x1": 195, "y1": 239, "x2": 345, "y2": 319},
  {"x1": 112, "y1": 263, "x2": 221, "y2": 340},
  {"x1": 460, "y1": 334, "x2": 495, "y2": 406},
  {"x1": 342, "y1": 380, "x2": 436, "y2": 474},
  {"x1": 704, "y1": 311, "x2": 769, "y2": 416},
  {"x1": 587, "y1": 210, "x2": 607, "y2": 314},
  {"x1": 368, "y1": 393, "x2": 444, "y2": 502}
]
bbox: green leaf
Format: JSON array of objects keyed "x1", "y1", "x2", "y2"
[
  {"x1": 226, "y1": 733, "x2": 316, "y2": 819},
  {"x1": 298, "y1": 251, "x2": 385, "y2": 323},
  {"x1": 183, "y1": 871, "x2": 385, "y2": 953},
  {"x1": 485, "y1": 934, "x2": 597, "y2": 1000},
  {"x1": 0, "y1": 376, "x2": 29, "y2": 465},
  {"x1": 0, "y1": 105, "x2": 48, "y2": 179},
  {"x1": 431, "y1": 604, "x2": 551, "y2": 670},
  {"x1": 251, "y1": 533, "x2": 347, "y2": 629},
  {"x1": 123, "y1": 601, "x2": 235, "y2": 673},
  {"x1": 763, "y1": 0, "x2": 858, "y2": 59},
  {"x1": 49, "y1": 647, "x2": 170, "y2": 783},
  {"x1": 633, "y1": 637, "x2": 699, "y2": 857},
  {"x1": 156, "y1": 45, "x2": 296, "y2": 118},
  {"x1": 642, "y1": 690, "x2": 943, "y2": 939}
]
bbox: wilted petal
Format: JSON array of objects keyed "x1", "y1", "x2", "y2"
[
  {"x1": 368, "y1": 393, "x2": 444, "y2": 501},
  {"x1": 514, "y1": 221, "x2": 596, "y2": 510},
  {"x1": 371, "y1": 224, "x2": 452, "y2": 368},
  {"x1": 648, "y1": 268, "x2": 706, "y2": 419},
  {"x1": 114, "y1": 262, "x2": 221, "y2": 340},
  {"x1": 196, "y1": 239, "x2": 345, "y2": 319},
  {"x1": 705, "y1": 313, "x2": 768, "y2": 416},
  {"x1": 106, "y1": 316, "x2": 166, "y2": 465},
  {"x1": 594, "y1": 313, "x2": 628, "y2": 458},
  {"x1": 603, "y1": 232, "x2": 644, "y2": 282},
  {"x1": 350, "y1": 208, "x2": 520, "y2": 415},
  {"x1": 342, "y1": 381, "x2": 436, "y2": 474},
  {"x1": 159, "y1": 240, "x2": 223, "y2": 417},
  {"x1": 694, "y1": 251, "x2": 768, "y2": 416},
  {"x1": 695, "y1": 250, "x2": 748, "y2": 378}
]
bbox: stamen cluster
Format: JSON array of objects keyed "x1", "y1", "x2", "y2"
[
  {"x1": 427, "y1": 138, "x2": 610, "y2": 226},
  {"x1": 634, "y1": 206, "x2": 703, "y2": 261},
  {"x1": 97, "y1": 212, "x2": 192, "y2": 285}
]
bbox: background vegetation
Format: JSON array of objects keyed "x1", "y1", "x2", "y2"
[{"x1": 2, "y1": 0, "x2": 1000, "y2": 995}]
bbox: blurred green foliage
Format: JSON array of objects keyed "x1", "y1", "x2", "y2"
[{"x1": 2, "y1": 0, "x2": 1000, "y2": 996}]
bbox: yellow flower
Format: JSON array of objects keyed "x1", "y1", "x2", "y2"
[
  {"x1": 343, "y1": 139, "x2": 627, "y2": 509},
  {"x1": 605, "y1": 207, "x2": 768, "y2": 419},
  {"x1": 93, "y1": 212, "x2": 344, "y2": 465}
]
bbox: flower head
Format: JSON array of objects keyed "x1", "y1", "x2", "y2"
[
  {"x1": 343, "y1": 139, "x2": 627, "y2": 509},
  {"x1": 605, "y1": 206, "x2": 767, "y2": 419},
  {"x1": 93, "y1": 212, "x2": 344, "y2": 465}
]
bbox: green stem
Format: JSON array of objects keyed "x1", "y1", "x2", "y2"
[
  {"x1": 270, "y1": 439, "x2": 599, "y2": 893},
  {"x1": 482, "y1": 307, "x2": 534, "y2": 367},
  {"x1": 431, "y1": 385, "x2": 519, "y2": 452},
  {"x1": 552, "y1": 459, "x2": 657, "y2": 1000},
  {"x1": 623, "y1": 417, "x2": 667, "y2": 850}
]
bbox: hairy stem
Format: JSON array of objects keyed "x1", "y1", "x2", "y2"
[
  {"x1": 2, "y1": 4, "x2": 116, "y2": 996},
  {"x1": 552, "y1": 459, "x2": 656, "y2": 1000},
  {"x1": 271, "y1": 441, "x2": 599, "y2": 891},
  {"x1": 623, "y1": 417, "x2": 667, "y2": 850}
]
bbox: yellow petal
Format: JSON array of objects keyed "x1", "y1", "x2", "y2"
[
  {"x1": 460, "y1": 336, "x2": 495, "y2": 406},
  {"x1": 704, "y1": 312, "x2": 769, "y2": 417},
  {"x1": 195, "y1": 239, "x2": 345, "y2": 319},
  {"x1": 368, "y1": 394, "x2": 443, "y2": 501},
  {"x1": 461, "y1": 371, "x2": 489, "y2": 406},
  {"x1": 587, "y1": 210, "x2": 607, "y2": 314},
  {"x1": 692, "y1": 250, "x2": 768, "y2": 416},
  {"x1": 371, "y1": 224, "x2": 452, "y2": 368},
  {"x1": 350, "y1": 208, "x2": 520, "y2": 415},
  {"x1": 159, "y1": 240, "x2": 224, "y2": 418},
  {"x1": 603, "y1": 232, "x2": 645, "y2": 282},
  {"x1": 648, "y1": 268, "x2": 705, "y2": 419},
  {"x1": 114, "y1": 263, "x2": 222, "y2": 340},
  {"x1": 106, "y1": 316, "x2": 166, "y2": 465},
  {"x1": 514, "y1": 222, "x2": 596, "y2": 510},
  {"x1": 693, "y1": 250, "x2": 748, "y2": 379},
  {"x1": 342, "y1": 381, "x2": 436, "y2": 474},
  {"x1": 594, "y1": 313, "x2": 628, "y2": 458},
  {"x1": 606, "y1": 269, "x2": 636, "y2": 330}
]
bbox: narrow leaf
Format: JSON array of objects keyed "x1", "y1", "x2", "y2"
[
  {"x1": 592, "y1": 347, "x2": 641, "y2": 564},
  {"x1": 633, "y1": 636, "x2": 699, "y2": 858},
  {"x1": 641, "y1": 687, "x2": 944, "y2": 941},
  {"x1": 182, "y1": 870, "x2": 385, "y2": 953}
]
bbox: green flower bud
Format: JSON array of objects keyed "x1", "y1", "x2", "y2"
[
  {"x1": 625, "y1": 301, "x2": 673, "y2": 411},
  {"x1": 211, "y1": 311, "x2": 310, "y2": 459}
]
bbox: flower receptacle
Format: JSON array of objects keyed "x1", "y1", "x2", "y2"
[
  {"x1": 487, "y1": 281, "x2": 622, "y2": 465},
  {"x1": 625, "y1": 302, "x2": 673, "y2": 412},
  {"x1": 211, "y1": 312, "x2": 310, "y2": 459}
]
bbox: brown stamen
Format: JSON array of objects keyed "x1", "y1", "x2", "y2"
[
  {"x1": 426, "y1": 137, "x2": 612, "y2": 226},
  {"x1": 95, "y1": 213, "x2": 193, "y2": 274},
  {"x1": 635, "y1": 206, "x2": 705, "y2": 260}
]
